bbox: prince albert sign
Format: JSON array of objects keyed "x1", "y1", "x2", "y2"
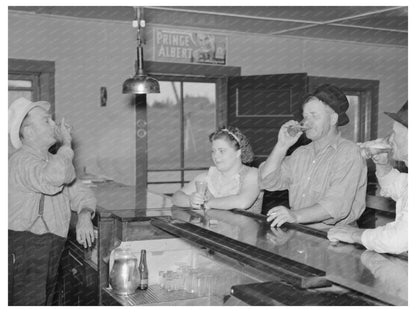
[{"x1": 154, "y1": 28, "x2": 227, "y2": 65}]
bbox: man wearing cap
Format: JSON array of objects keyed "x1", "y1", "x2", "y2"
[
  {"x1": 260, "y1": 84, "x2": 367, "y2": 229},
  {"x1": 8, "y1": 97, "x2": 96, "y2": 305},
  {"x1": 328, "y1": 102, "x2": 408, "y2": 254}
]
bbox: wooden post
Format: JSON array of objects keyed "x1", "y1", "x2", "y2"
[{"x1": 135, "y1": 94, "x2": 147, "y2": 210}]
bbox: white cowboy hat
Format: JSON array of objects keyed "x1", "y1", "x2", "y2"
[{"x1": 8, "y1": 97, "x2": 51, "y2": 149}]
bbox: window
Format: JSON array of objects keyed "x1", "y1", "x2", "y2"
[
  {"x1": 142, "y1": 62, "x2": 240, "y2": 196},
  {"x1": 147, "y1": 79, "x2": 217, "y2": 194},
  {"x1": 8, "y1": 75, "x2": 37, "y2": 156},
  {"x1": 9, "y1": 75, "x2": 36, "y2": 103}
]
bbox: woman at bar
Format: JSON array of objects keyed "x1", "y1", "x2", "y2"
[{"x1": 172, "y1": 126, "x2": 263, "y2": 213}]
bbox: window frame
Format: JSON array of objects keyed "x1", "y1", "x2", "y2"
[
  {"x1": 144, "y1": 61, "x2": 241, "y2": 189},
  {"x1": 147, "y1": 76, "x2": 219, "y2": 189},
  {"x1": 8, "y1": 58, "x2": 55, "y2": 115}
]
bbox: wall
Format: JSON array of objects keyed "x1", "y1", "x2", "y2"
[
  {"x1": 147, "y1": 24, "x2": 407, "y2": 140},
  {"x1": 9, "y1": 11, "x2": 138, "y2": 185},
  {"x1": 228, "y1": 34, "x2": 407, "y2": 139},
  {"x1": 8, "y1": 11, "x2": 407, "y2": 185}
]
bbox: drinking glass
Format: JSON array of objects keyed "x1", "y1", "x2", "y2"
[
  {"x1": 176, "y1": 263, "x2": 190, "y2": 290},
  {"x1": 197, "y1": 273, "x2": 212, "y2": 296},
  {"x1": 54, "y1": 120, "x2": 72, "y2": 143},
  {"x1": 184, "y1": 268, "x2": 192, "y2": 293},
  {"x1": 185, "y1": 269, "x2": 199, "y2": 294},
  {"x1": 195, "y1": 181, "x2": 208, "y2": 210},
  {"x1": 158, "y1": 271, "x2": 166, "y2": 289},
  {"x1": 366, "y1": 145, "x2": 392, "y2": 156},
  {"x1": 360, "y1": 136, "x2": 393, "y2": 158},
  {"x1": 190, "y1": 269, "x2": 199, "y2": 294},
  {"x1": 287, "y1": 119, "x2": 310, "y2": 137},
  {"x1": 165, "y1": 271, "x2": 174, "y2": 292}
]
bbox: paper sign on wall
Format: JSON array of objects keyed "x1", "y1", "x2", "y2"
[{"x1": 154, "y1": 28, "x2": 227, "y2": 65}]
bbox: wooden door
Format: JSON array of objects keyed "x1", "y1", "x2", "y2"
[{"x1": 228, "y1": 73, "x2": 308, "y2": 165}]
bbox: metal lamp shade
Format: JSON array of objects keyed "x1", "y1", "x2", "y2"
[
  {"x1": 122, "y1": 73, "x2": 160, "y2": 94},
  {"x1": 122, "y1": 24, "x2": 160, "y2": 95}
]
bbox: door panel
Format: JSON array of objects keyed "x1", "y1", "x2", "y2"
[
  {"x1": 228, "y1": 73, "x2": 308, "y2": 161},
  {"x1": 239, "y1": 128, "x2": 281, "y2": 157}
]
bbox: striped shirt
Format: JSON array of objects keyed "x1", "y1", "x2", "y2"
[
  {"x1": 259, "y1": 134, "x2": 367, "y2": 229},
  {"x1": 9, "y1": 145, "x2": 96, "y2": 238}
]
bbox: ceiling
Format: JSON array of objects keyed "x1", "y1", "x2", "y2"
[{"x1": 9, "y1": 6, "x2": 408, "y2": 46}]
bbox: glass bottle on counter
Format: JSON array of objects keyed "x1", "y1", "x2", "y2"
[{"x1": 138, "y1": 249, "x2": 149, "y2": 290}]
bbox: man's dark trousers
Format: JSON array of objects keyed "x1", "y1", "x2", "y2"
[{"x1": 8, "y1": 230, "x2": 66, "y2": 305}]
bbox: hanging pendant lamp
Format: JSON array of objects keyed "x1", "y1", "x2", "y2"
[{"x1": 122, "y1": 7, "x2": 160, "y2": 94}]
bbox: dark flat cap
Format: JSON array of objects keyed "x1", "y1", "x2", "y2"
[
  {"x1": 312, "y1": 84, "x2": 350, "y2": 126},
  {"x1": 385, "y1": 101, "x2": 408, "y2": 128}
]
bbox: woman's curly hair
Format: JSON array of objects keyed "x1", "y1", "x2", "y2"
[{"x1": 208, "y1": 126, "x2": 254, "y2": 164}]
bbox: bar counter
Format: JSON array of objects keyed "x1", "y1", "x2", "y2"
[
  {"x1": 93, "y1": 203, "x2": 407, "y2": 306},
  {"x1": 61, "y1": 181, "x2": 406, "y2": 306}
]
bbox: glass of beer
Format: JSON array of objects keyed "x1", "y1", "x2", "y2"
[
  {"x1": 360, "y1": 137, "x2": 392, "y2": 159},
  {"x1": 195, "y1": 181, "x2": 208, "y2": 210},
  {"x1": 287, "y1": 119, "x2": 310, "y2": 137}
]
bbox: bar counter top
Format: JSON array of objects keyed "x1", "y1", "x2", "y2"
[
  {"x1": 174, "y1": 207, "x2": 407, "y2": 305},
  {"x1": 98, "y1": 205, "x2": 407, "y2": 306},
  {"x1": 89, "y1": 181, "x2": 407, "y2": 306}
]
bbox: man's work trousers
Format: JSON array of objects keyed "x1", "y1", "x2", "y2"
[{"x1": 8, "y1": 230, "x2": 66, "y2": 306}]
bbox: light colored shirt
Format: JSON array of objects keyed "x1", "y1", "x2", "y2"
[
  {"x1": 361, "y1": 169, "x2": 407, "y2": 254},
  {"x1": 9, "y1": 145, "x2": 96, "y2": 238},
  {"x1": 360, "y1": 251, "x2": 407, "y2": 302},
  {"x1": 259, "y1": 134, "x2": 367, "y2": 228},
  {"x1": 182, "y1": 166, "x2": 263, "y2": 213}
]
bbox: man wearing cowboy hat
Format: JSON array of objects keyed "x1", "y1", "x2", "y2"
[
  {"x1": 328, "y1": 102, "x2": 408, "y2": 254},
  {"x1": 8, "y1": 97, "x2": 96, "y2": 305},
  {"x1": 260, "y1": 84, "x2": 367, "y2": 229}
]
